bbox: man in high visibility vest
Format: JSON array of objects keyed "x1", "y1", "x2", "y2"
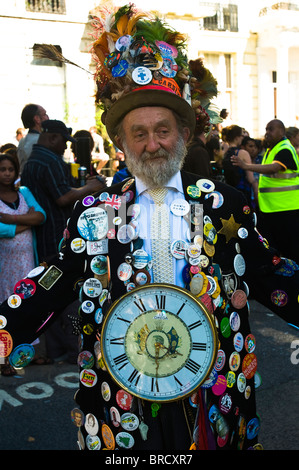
[{"x1": 231, "y1": 119, "x2": 299, "y2": 263}]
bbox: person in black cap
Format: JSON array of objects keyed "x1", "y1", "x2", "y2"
[
  {"x1": 20, "y1": 119, "x2": 106, "y2": 363},
  {"x1": 1, "y1": 4, "x2": 299, "y2": 452}
]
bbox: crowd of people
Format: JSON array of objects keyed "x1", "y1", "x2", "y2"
[{"x1": 0, "y1": 4, "x2": 299, "y2": 451}]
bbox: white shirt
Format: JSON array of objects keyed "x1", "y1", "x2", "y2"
[{"x1": 134, "y1": 171, "x2": 190, "y2": 287}]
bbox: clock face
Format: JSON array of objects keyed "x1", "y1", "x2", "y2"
[{"x1": 101, "y1": 283, "x2": 218, "y2": 402}]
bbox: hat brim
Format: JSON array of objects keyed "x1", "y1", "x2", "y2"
[{"x1": 104, "y1": 89, "x2": 196, "y2": 145}]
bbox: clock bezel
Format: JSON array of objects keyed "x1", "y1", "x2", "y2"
[{"x1": 100, "y1": 283, "x2": 218, "y2": 402}]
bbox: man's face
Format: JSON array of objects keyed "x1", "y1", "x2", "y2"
[
  {"x1": 265, "y1": 121, "x2": 284, "y2": 147},
  {"x1": 119, "y1": 107, "x2": 189, "y2": 188}
]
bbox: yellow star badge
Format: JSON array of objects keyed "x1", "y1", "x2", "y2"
[{"x1": 218, "y1": 214, "x2": 242, "y2": 243}]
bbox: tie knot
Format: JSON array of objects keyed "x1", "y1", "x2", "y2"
[{"x1": 148, "y1": 188, "x2": 168, "y2": 204}]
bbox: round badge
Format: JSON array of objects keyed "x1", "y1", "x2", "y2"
[
  {"x1": 71, "y1": 408, "x2": 84, "y2": 427},
  {"x1": 117, "y1": 224, "x2": 135, "y2": 244},
  {"x1": 214, "y1": 349, "x2": 226, "y2": 372},
  {"x1": 196, "y1": 179, "x2": 215, "y2": 193},
  {"x1": 201, "y1": 368, "x2": 218, "y2": 389},
  {"x1": 220, "y1": 317, "x2": 231, "y2": 338},
  {"x1": 170, "y1": 198, "x2": 190, "y2": 216},
  {"x1": 132, "y1": 269, "x2": 151, "y2": 286},
  {"x1": 237, "y1": 372, "x2": 247, "y2": 393},
  {"x1": 117, "y1": 262, "x2": 133, "y2": 282},
  {"x1": 212, "y1": 375, "x2": 227, "y2": 396},
  {"x1": 77, "y1": 350, "x2": 94, "y2": 369},
  {"x1": 71, "y1": 238, "x2": 86, "y2": 254},
  {"x1": 94, "y1": 308, "x2": 103, "y2": 325},
  {"x1": 271, "y1": 290, "x2": 288, "y2": 307},
  {"x1": 231, "y1": 289, "x2": 247, "y2": 309},
  {"x1": 254, "y1": 372, "x2": 262, "y2": 389},
  {"x1": 160, "y1": 56, "x2": 177, "y2": 78},
  {"x1": 14, "y1": 279, "x2": 36, "y2": 299},
  {"x1": 226, "y1": 370, "x2": 236, "y2": 388},
  {"x1": 85, "y1": 413, "x2": 99, "y2": 436},
  {"x1": 81, "y1": 300, "x2": 95, "y2": 314},
  {"x1": 230, "y1": 311, "x2": 240, "y2": 332},
  {"x1": 9, "y1": 343, "x2": 35, "y2": 368},
  {"x1": 121, "y1": 178, "x2": 135, "y2": 192},
  {"x1": 234, "y1": 332, "x2": 244, "y2": 352},
  {"x1": 124, "y1": 190, "x2": 134, "y2": 203},
  {"x1": 110, "y1": 407, "x2": 121, "y2": 427},
  {"x1": 77, "y1": 207, "x2": 108, "y2": 241},
  {"x1": 115, "y1": 431, "x2": 134, "y2": 449},
  {"x1": 247, "y1": 417, "x2": 260, "y2": 440},
  {"x1": 115, "y1": 34, "x2": 132, "y2": 52},
  {"x1": 132, "y1": 66, "x2": 152, "y2": 85},
  {"x1": 245, "y1": 334, "x2": 256, "y2": 353},
  {"x1": 116, "y1": 389, "x2": 134, "y2": 411},
  {"x1": 101, "y1": 381, "x2": 111, "y2": 402},
  {"x1": 219, "y1": 393, "x2": 232, "y2": 414},
  {"x1": 199, "y1": 254, "x2": 209, "y2": 268},
  {"x1": 121, "y1": 413, "x2": 139, "y2": 431},
  {"x1": 171, "y1": 240, "x2": 188, "y2": 259},
  {"x1": 229, "y1": 351, "x2": 241, "y2": 371},
  {"x1": 187, "y1": 185, "x2": 201, "y2": 199},
  {"x1": 86, "y1": 434, "x2": 101, "y2": 450},
  {"x1": 0, "y1": 315, "x2": 7, "y2": 329},
  {"x1": 133, "y1": 249, "x2": 149, "y2": 269},
  {"x1": 112, "y1": 59, "x2": 129, "y2": 77},
  {"x1": 234, "y1": 254, "x2": 246, "y2": 276},
  {"x1": 242, "y1": 353, "x2": 257, "y2": 379},
  {"x1": 27, "y1": 266, "x2": 45, "y2": 278},
  {"x1": 82, "y1": 195, "x2": 95, "y2": 207},
  {"x1": 83, "y1": 278, "x2": 102, "y2": 298},
  {"x1": 205, "y1": 191, "x2": 224, "y2": 209},
  {"x1": 80, "y1": 369, "x2": 98, "y2": 388},
  {"x1": 90, "y1": 255, "x2": 107, "y2": 275},
  {"x1": 238, "y1": 227, "x2": 248, "y2": 239},
  {"x1": 0, "y1": 330, "x2": 13, "y2": 357},
  {"x1": 102, "y1": 423, "x2": 116, "y2": 450},
  {"x1": 204, "y1": 223, "x2": 218, "y2": 245}
]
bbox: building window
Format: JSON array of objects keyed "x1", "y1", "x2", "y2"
[
  {"x1": 31, "y1": 44, "x2": 63, "y2": 67},
  {"x1": 26, "y1": 0, "x2": 66, "y2": 14},
  {"x1": 202, "y1": 4, "x2": 238, "y2": 32}
]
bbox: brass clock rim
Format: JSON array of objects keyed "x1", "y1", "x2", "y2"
[{"x1": 100, "y1": 283, "x2": 219, "y2": 403}]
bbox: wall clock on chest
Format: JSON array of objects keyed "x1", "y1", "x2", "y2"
[{"x1": 101, "y1": 283, "x2": 218, "y2": 402}]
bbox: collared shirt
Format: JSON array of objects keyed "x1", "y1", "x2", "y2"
[{"x1": 135, "y1": 171, "x2": 190, "y2": 287}]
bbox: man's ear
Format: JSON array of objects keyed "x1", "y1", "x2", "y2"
[
  {"x1": 182, "y1": 127, "x2": 191, "y2": 143},
  {"x1": 115, "y1": 135, "x2": 124, "y2": 152}
]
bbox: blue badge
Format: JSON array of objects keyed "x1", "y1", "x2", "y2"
[{"x1": 9, "y1": 344, "x2": 35, "y2": 368}]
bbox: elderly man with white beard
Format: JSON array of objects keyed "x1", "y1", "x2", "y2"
[{"x1": 1, "y1": 4, "x2": 299, "y2": 453}]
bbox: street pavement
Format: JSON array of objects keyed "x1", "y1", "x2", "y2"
[{"x1": 0, "y1": 299, "x2": 298, "y2": 451}]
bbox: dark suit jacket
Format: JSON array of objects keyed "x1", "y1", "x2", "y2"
[{"x1": 1, "y1": 170, "x2": 298, "y2": 450}]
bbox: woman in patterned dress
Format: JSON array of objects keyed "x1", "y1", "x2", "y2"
[{"x1": 0, "y1": 153, "x2": 46, "y2": 375}]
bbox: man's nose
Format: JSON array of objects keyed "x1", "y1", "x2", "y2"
[{"x1": 145, "y1": 134, "x2": 160, "y2": 153}]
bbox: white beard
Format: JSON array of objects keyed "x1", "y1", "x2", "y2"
[{"x1": 123, "y1": 135, "x2": 187, "y2": 189}]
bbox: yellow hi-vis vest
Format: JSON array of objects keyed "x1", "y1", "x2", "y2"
[{"x1": 258, "y1": 138, "x2": 299, "y2": 213}]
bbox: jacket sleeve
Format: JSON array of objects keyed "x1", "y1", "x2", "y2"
[{"x1": 0, "y1": 197, "x2": 87, "y2": 348}]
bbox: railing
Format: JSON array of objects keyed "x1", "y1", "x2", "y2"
[
  {"x1": 199, "y1": 3, "x2": 238, "y2": 32},
  {"x1": 26, "y1": 0, "x2": 66, "y2": 14},
  {"x1": 259, "y1": 3, "x2": 299, "y2": 16}
]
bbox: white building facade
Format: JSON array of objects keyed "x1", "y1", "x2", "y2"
[{"x1": 1, "y1": 0, "x2": 299, "y2": 144}]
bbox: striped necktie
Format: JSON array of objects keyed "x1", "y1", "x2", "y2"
[{"x1": 148, "y1": 188, "x2": 174, "y2": 284}]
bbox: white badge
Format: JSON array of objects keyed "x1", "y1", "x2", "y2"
[{"x1": 170, "y1": 198, "x2": 190, "y2": 216}]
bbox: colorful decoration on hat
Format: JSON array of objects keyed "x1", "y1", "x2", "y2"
[{"x1": 90, "y1": 3, "x2": 221, "y2": 130}]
